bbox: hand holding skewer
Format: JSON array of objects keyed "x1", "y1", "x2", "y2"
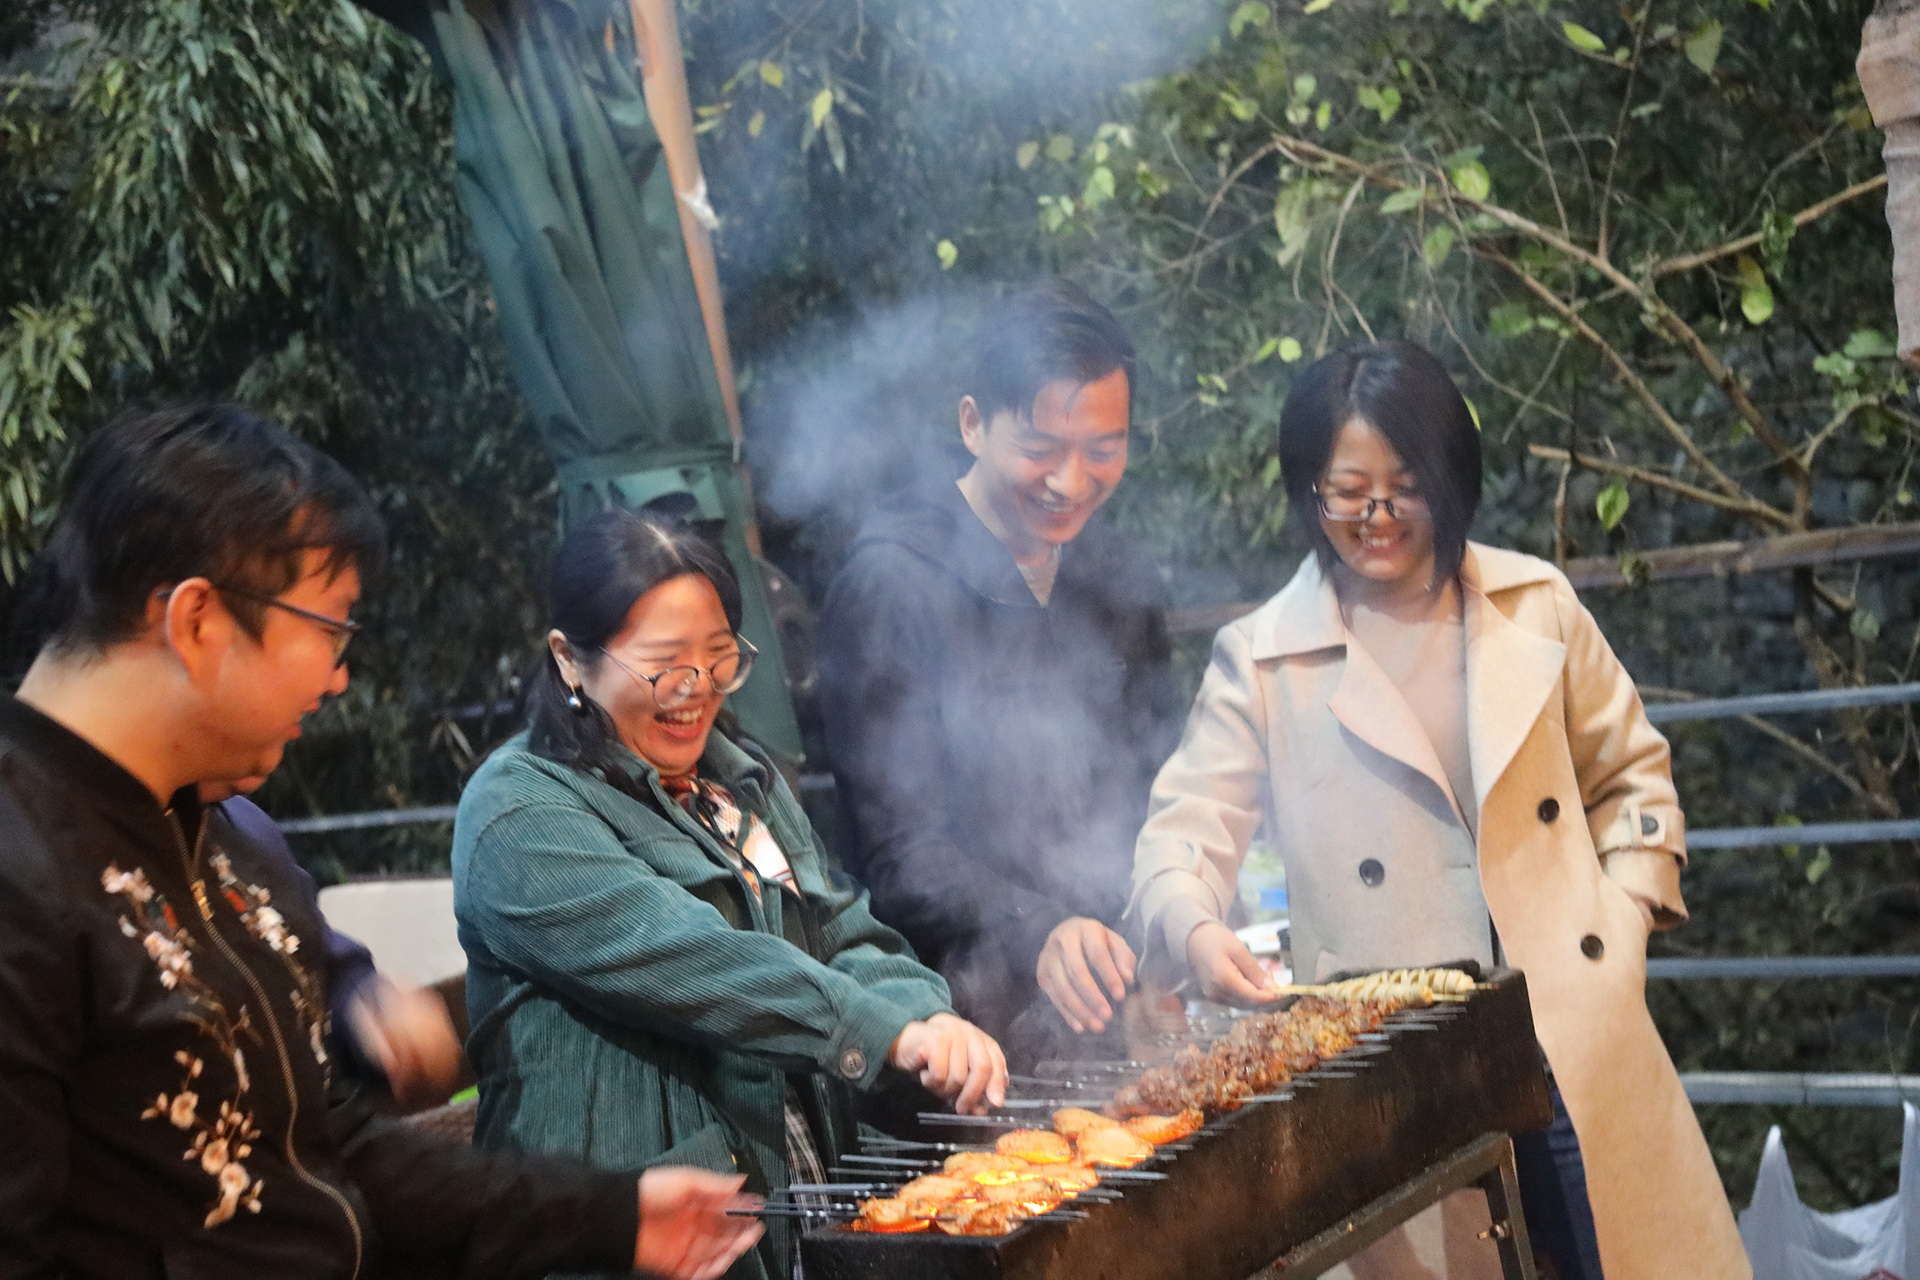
[
  {"x1": 633, "y1": 1169, "x2": 764, "y2": 1280},
  {"x1": 1183, "y1": 920, "x2": 1283, "y2": 1007},
  {"x1": 889, "y1": 1013, "x2": 1009, "y2": 1115}
]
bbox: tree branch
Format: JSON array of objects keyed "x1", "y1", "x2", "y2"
[
  {"x1": 1652, "y1": 174, "x2": 1889, "y2": 278},
  {"x1": 1527, "y1": 444, "x2": 1794, "y2": 528},
  {"x1": 1494, "y1": 252, "x2": 1767, "y2": 509},
  {"x1": 1268, "y1": 132, "x2": 1808, "y2": 480}
]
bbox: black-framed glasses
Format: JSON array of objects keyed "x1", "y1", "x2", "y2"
[
  {"x1": 1314, "y1": 486, "x2": 1433, "y2": 523},
  {"x1": 174, "y1": 582, "x2": 361, "y2": 667},
  {"x1": 599, "y1": 637, "x2": 758, "y2": 708}
]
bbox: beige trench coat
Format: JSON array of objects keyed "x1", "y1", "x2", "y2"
[{"x1": 1129, "y1": 544, "x2": 1747, "y2": 1280}]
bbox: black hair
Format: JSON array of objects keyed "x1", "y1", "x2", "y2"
[
  {"x1": 968, "y1": 280, "x2": 1137, "y2": 424},
  {"x1": 21, "y1": 402, "x2": 385, "y2": 660},
  {"x1": 1277, "y1": 340, "x2": 1483, "y2": 587},
  {"x1": 527, "y1": 506, "x2": 744, "y2": 780}
]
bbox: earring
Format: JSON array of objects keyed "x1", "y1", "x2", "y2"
[{"x1": 566, "y1": 687, "x2": 587, "y2": 715}]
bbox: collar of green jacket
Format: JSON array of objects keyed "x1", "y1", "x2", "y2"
[{"x1": 592, "y1": 723, "x2": 776, "y2": 815}]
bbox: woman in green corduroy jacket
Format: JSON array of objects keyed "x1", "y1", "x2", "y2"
[{"x1": 453, "y1": 509, "x2": 1008, "y2": 1280}]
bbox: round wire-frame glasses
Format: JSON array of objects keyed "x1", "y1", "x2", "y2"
[
  {"x1": 1313, "y1": 487, "x2": 1433, "y2": 523},
  {"x1": 599, "y1": 637, "x2": 758, "y2": 708}
]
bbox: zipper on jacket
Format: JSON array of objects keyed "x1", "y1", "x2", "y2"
[{"x1": 172, "y1": 815, "x2": 365, "y2": 1280}]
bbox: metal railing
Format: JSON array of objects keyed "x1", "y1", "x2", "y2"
[{"x1": 282, "y1": 680, "x2": 1920, "y2": 1105}]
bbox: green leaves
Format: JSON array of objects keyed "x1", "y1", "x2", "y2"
[
  {"x1": 1082, "y1": 164, "x2": 1117, "y2": 209},
  {"x1": 1684, "y1": 20, "x2": 1723, "y2": 74},
  {"x1": 1357, "y1": 84, "x2": 1401, "y2": 123},
  {"x1": 1273, "y1": 179, "x2": 1317, "y2": 266},
  {"x1": 1449, "y1": 159, "x2": 1491, "y2": 201},
  {"x1": 1380, "y1": 187, "x2": 1424, "y2": 214},
  {"x1": 1736, "y1": 255, "x2": 1774, "y2": 325},
  {"x1": 1422, "y1": 225, "x2": 1455, "y2": 268},
  {"x1": 1844, "y1": 329, "x2": 1898, "y2": 359},
  {"x1": 1229, "y1": 2, "x2": 1271, "y2": 36},
  {"x1": 1596, "y1": 478, "x2": 1631, "y2": 531},
  {"x1": 935, "y1": 239, "x2": 958, "y2": 270},
  {"x1": 1489, "y1": 302, "x2": 1535, "y2": 337},
  {"x1": 758, "y1": 60, "x2": 785, "y2": 88},
  {"x1": 810, "y1": 88, "x2": 834, "y2": 129},
  {"x1": 1562, "y1": 21, "x2": 1607, "y2": 52}
]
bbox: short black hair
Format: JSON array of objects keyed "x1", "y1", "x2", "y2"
[
  {"x1": 968, "y1": 280, "x2": 1136, "y2": 424},
  {"x1": 1277, "y1": 341, "x2": 1482, "y2": 586},
  {"x1": 22, "y1": 403, "x2": 386, "y2": 658},
  {"x1": 528, "y1": 506, "x2": 744, "y2": 780}
]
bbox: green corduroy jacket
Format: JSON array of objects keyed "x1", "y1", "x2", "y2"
[{"x1": 452, "y1": 730, "x2": 954, "y2": 1278}]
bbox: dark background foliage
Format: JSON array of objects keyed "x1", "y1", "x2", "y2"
[{"x1": 2, "y1": 0, "x2": 1914, "y2": 1206}]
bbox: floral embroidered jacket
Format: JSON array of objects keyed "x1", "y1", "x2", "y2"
[{"x1": 0, "y1": 696, "x2": 642, "y2": 1280}]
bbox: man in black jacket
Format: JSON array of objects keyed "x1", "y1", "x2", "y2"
[
  {"x1": 817, "y1": 282, "x2": 1179, "y2": 1062},
  {"x1": 0, "y1": 403, "x2": 760, "y2": 1280}
]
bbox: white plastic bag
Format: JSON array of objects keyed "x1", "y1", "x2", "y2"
[{"x1": 1739, "y1": 1102, "x2": 1918, "y2": 1280}]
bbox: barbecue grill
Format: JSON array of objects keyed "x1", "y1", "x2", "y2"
[{"x1": 799, "y1": 967, "x2": 1552, "y2": 1280}]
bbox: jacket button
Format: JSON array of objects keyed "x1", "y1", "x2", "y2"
[
  {"x1": 1580, "y1": 934, "x2": 1604, "y2": 960},
  {"x1": 1537, "y1": 798, "x2": 1561, "y2": 824},
  {"x1": 1357, "y1": 858, "x2": 1385, "y2": 887},
  {"x1": 839, "y1": 1048, "x2": 867, "y2": 1079}
]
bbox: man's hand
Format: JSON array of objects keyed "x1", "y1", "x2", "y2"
[
  {"x1": 1184, "y1": 919, "x2": 1280, "y2": 1007},
  {"x1": 634, "y1": 1168, "x2": 762, "y2": 1280},
  {"x1": 888, "y1": 1013, "x2": 1008, "y2": 1115},
  {"x1": 346, "y1": 979, "x2": 465, "y2": 1108},
  {"x1": 1037, "y1": 917, "x2": 1136, "y2": 1033}
]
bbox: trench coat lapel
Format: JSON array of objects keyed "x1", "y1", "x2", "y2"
[
  {"x1": 1462, "y1": 552, "x2": 1566, "y2": 818},
  {"x1": 1257, "y1": 556, "x2": 1463, "y2": 818},
  {"x1": 1328, "y1": 636, "x2": 1464, "y2": 820}
]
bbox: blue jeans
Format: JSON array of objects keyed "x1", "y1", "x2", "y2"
[{"x1": 1511, "y1": 1080, "x2": 1605, "y2": 1280}]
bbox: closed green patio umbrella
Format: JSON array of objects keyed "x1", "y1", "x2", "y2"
[{"x1": 363, "y1": 0, "x2": 802, "y2": 759}]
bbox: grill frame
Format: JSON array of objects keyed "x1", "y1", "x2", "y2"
[{"x1": 801, "y1": 968, "x2": 1552, "y2": 1280}]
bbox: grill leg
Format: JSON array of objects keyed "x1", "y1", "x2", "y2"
[
  {"x1": 1250, "y1": 1132, "x2": 1539, "y2": 1279},
  {"x1": 1474, "y1": 1136, "x2": 1538, "y2": 1280}
]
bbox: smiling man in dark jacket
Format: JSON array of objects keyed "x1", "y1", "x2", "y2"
[
  {"x1": 0, "y1": 404, "x2": 760, "y2": 1280},
  {"x1": 816, "y1": 283, "x2": 1178, "y2": 1062}
]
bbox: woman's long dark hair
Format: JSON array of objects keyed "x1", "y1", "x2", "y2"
[
  {"x1": 527, "y1": 507, "x2": 744, "y2": 781},
  {"x1": 1277, "y1": 340, "x2": 1483, "y2": 587}
]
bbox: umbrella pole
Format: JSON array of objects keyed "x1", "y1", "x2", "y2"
[{"x1": 628, "y1": 0, "x2": 761, "y2": 555}]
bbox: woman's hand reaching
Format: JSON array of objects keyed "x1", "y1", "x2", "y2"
[
  {"x1": 1037, "y1": 916, "x2": 1136, "y2": 1034},
  {"x1": 1184, "y1": 919, "x2": 1281, "y2": 1007},
  {"x1": 888, "y1": 1013, "x2": 1008, "y2": 1115}
]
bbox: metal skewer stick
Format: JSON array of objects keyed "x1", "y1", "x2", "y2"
[{"x1": 912, "y1": 1112, "x2": 1034, "y2": 1127}]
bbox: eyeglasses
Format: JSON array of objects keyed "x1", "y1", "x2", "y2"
[
  {"x1": 599, "y1": 637, "x2": 758, "y2": 709},
  {"x1": 198, "y1": 583, "x2": 360, "y2": 667},
  {"x1": 1314, "y1": 486, "x2": 1433, "y2": 523}
]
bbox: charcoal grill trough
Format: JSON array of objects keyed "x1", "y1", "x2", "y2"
[{"x1": 798, "y1": 967, "x2": 1552, "y2": 1280}]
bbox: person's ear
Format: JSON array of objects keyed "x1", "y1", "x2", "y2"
[
  {"x1": 160, "y1": 578, "x2": 233, "y2": 681},
  {"x1": 547, "y1": 629, "x2": 582, "y2": 689},
  {"x1": 958, "y1": 396, "x2": 988, "y2": 460}
]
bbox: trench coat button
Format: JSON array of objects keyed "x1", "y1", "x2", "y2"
[
  {"x1": 1357, "y1": 858, "x2": 1385, "y2": 887},
  {"x1": 1580, "y1": 934, "x2": 1605, "y2": 960},
  {"x1": 1537, "y1": 797, "x2": 1561, "y2": 824},
  {"x1": 839, "y1": 1048, "x2": 867, "y2": 1079}
]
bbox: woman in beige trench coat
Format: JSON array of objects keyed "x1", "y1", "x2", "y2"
[{"x1": 1128, "y1": 342, "x2": 1747, "y2": 1280}]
